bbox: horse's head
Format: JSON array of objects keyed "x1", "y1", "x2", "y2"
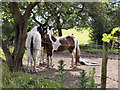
[
  {"x1": 42, "y1": 25, "x2": 55, "y2": 44},
  {"x1": 37, "y1": 24, "x2": 55, "y2": 46},
  {"x1": 37, "y1": 24, "x2": 48, "y2": 38},
  {"x1": 48, "y1": 25, "x2": 54, "y2": 35}
]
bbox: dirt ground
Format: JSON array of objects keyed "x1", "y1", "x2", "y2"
[{"x1": 23, "y1": 52, "x2": 119, "y2": 88}]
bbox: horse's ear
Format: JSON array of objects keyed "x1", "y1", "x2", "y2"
[
  {"x1": 49, "y1": 26, "x2": 52, "y2": 30},
  {"x1": 44, "y1": 21, "x2": 48, "y2": 26},
  {"x1": 37, "y1": 26, "x2": 40, "y2": 31},
  {"x1": 37, "y1": 26, "x2": 43, "y2": 34},
  {"x1": 44, "y1": 29, "x2": 47, "y2": 34}
]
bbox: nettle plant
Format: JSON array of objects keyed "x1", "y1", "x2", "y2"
[
  {"x1": 57, "y1": 60, "x2": 68, "y2": 88},
  {"x1": 102, "y1": 27, "x2": 120, "y2": 43},
  {"x1": 76, "y1": 68, "x2": 97, "y2": 88}
]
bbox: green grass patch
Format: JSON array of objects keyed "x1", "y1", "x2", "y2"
[
  {"x1": 0, "y1": 47, "x2": 14, "y2": 60},
  {"x1": 0, "y1": 49, "x2": 5, "y2": 60},
  {"x1": 1, "y1": 61, "x2": 62, "y2": 88},
  {"x1": 62, "y1": 28, "x2": 91, "y2": 45},
  {"x1": 85, "y1": 48, "x2": 118, "y2": 54},
  {"x1": 23, "y1": 51, "x2": 28, "y2": 58},
  {"x1": 0, "y1": 48, "x2": 28, "y2": 60},
  {"x1": 57, "y1": 50, "x2": 69, "y2": 54}
]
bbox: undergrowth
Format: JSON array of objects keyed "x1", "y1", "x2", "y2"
[
  {"x1": 1, "y1": 62, "x2": 61, "y2": 88},
  {"x1": 76, "y1": 68, "x2": 97, "y2": 88},
  {"x1": 57, "y1": 60, "x2": 68, "y2": 88}
]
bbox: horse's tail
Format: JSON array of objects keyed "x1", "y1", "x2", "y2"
[
  {"x1": 30, "y1": 36, "x2": 34, "y2": 57},
  {"x1": 76, "y1": 40, "x2": 80, "y2": 66}
]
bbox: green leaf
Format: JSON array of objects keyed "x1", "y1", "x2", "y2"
[
  {"x1": 111, "y1": 27, "x2": 118, "y2": 35},
  {"x1": 102, "y1": 33, "x2": 107, "y2": 38}
]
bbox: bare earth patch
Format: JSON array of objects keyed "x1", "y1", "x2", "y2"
[{"x1": 23, "y1": 52, "x2": 119, "y2": 88}]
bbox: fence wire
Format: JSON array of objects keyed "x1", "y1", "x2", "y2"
[{"x1": 25, "y1": 40, "x2": 120, "y2": 60}]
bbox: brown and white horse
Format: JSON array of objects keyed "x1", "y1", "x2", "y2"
[
  {"x1": 37, "y1": 24, "x2": 54, "y2": 64},
  {"x1": 42, "y1": 27, "x2": 80, "y2": 68}
]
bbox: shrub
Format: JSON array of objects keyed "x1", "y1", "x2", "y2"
[
  {"x1": 76, "y1": 68, "x2": 97, "y2": 88},
  {"x1": 57, "y1": 60, "x2": 68, "y2": 88}
]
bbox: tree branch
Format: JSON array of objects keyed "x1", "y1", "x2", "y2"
[
  {"x1": 32, "y1": 12, "x2": 41, "y2": 25},
  {"x1": 24, "y1": 2, "x2": 39, "y2": 20},
  {"x1": 8, "y1": 2, "x2": 23, "y2": 23},
  {"x1": 0, "y1": 35, "x2": 11, "y2": 60}
]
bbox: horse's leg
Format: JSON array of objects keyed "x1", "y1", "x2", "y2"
[
  {"x1": 41, "y1": 47, "x2": 45, "y2": 64},
  {"x1": 33, "y1": 50, "x2": 39, "y2": 73},
  {"x1": 39, "y1": 47, "x2": 46, "y2": 65},
  {"x1": 30, "y1": 57, "x2": 33, "y2": 72},
  {"x1": 28, "y1": 57, "x2": 32, "y2": 72},
  {"x1": 75, "y1": 44, "x2": 80, "y2": 67},
  {"x1": 46, "y1": 52, "x2": 50, "y2": 68},
  {"x1": 38, "y1": 49, "x2": 43, "y2": 66},
  {"x1": 27, "y1": 50, "x2": 30, "y2": 72},
  {"x1": 50, "y1": 53, "x2": 54, "y2": 68},
  {"x1": 27, "y1": 50, "x2": 33, "y2": 72},
  {"x1": 70, "y1": 53, "x2": 75, "y2": 68},
  {"x1": 27, "y1": 57, "x2": 29, "y2": 71},
  {"x1": 43, "y1": 52, "x2": 47, "y2": 64}
]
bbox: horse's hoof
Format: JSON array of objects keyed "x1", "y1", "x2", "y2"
[
  {"x1": 43, "y1": 62, "x2": 47, "y2": 65},
  {"x1": 27, "y1": 69, "x2": 30, "y2": 73},
  {"x1": 77, "y1": 63, "x2": 81, "y2": 66},
  {"x1": 51, "y1": 65, "x2": 54, "y2": 68},
  {"x1": 74, "y1": 66, "x2": 77, "y2": 68},
  {"x1": 35, "y1": 70, "x2": 38, "y2": 73},
  {"x1": 50, "y1": 64, "x2": 54, "y2": 68},
  {"x1": 70, "y1": 65, "x2": 74, "y2": 68},
  {"x1": 39, "y1": 61, "x2": 44, "y2": 64},
  {"x1": 45, "y1": 65, "x2": 50, "y2": 69},
  {"x1": 39, "y1": 63, "x2": 42, "y2": 66}
]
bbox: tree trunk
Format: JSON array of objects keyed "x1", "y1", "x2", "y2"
[
  {"x1": 0, "y1": 2, "x2": 39, "y2": 71},
  {"x1": 58, "y1": 26, "x2": 62, "y2": 37},
  {"x1": 56, "y1": 16, "x2": 62, "y2": 37},
  {"x1": 2, "y1": 21, "x2": 28, "y2": 71},
  {"x1": 11, "y1": 21, "x2": 27, "y2": 71}
]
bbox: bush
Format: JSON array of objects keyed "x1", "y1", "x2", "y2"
[
  {"x1": 57, "y1": 60, "x2": 68, "y2": 88},
  {"x1": 76, "y1": 68, "x2": 97, "y2": 88},
  {"x1": 2, "y1": 21, "x2": 15, "y2": 46}
]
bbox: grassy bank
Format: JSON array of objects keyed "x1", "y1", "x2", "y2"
[{"x1": 1, "y1": 61, "x2": 62, "y2": 88}]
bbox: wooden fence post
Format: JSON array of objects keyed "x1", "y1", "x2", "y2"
[
  {"x1": 118, "y1": 31, "x2": 120, "y2": 89},
  {"x1": 101, "y1": 42, "x2": 108, "y2": 89}
]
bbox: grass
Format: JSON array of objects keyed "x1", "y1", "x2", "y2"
[
  {"x1": 57, "y1": 47, "x2": 118, "y2": 54},
  {"x1": 0, "y1": 47, "x2": 28, "y2": 61},
  {"x1": 55, "y1": 28, "x2": 91, "y2": 45},
  {"x1": 85, "y1": 48, "x2": 119, "y2": 54},
  {"x1": 0, "y1": 49, "x2": 5, "y2": 60},
  {"x1": 1, "y1": 61, "x2": 62, "y2": 88}
]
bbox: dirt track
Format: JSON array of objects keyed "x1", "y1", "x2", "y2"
[{"x1": 23, "y1": 52, "x2": 119, "y2": 88}]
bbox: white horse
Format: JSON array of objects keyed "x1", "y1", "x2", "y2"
[{"x1": 25, "y1": 26, "x2": 41, "y2": 72}]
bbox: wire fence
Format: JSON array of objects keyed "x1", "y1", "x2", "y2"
[
  {"x1": 24, "y1": 40, "x2": 120, "y2": 60},
  {"x1": 0, "y1": 38, "x2": 119, "y2": 60}
]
